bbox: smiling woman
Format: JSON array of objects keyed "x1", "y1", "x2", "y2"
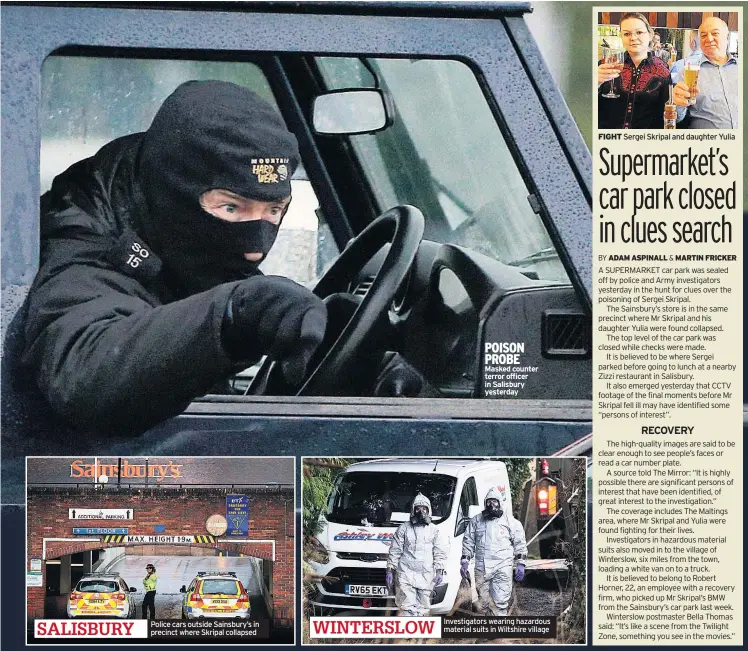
[{"x1": 597, "y1": 12, "x2": 672, "y2": 129}]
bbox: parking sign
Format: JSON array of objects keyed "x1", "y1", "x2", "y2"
[{"x1": 225, "y1": 495, "x2": 250, "y2": 536}]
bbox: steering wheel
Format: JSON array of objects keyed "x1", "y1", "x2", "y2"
[{"x1": 248, "y1": 205, "x2": 424, "y2": 396}]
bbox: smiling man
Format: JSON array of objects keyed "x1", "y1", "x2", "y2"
[
  {"x1": 673, "y1": 17, "x2": 739, "y2": 128},
  {"x1": 22, "y1": 80, "x2": 327, "y2": 435}
]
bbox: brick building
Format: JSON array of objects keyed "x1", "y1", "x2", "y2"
[{"x1": 26, "y1": 458, "x2": 294, "y2": 630}]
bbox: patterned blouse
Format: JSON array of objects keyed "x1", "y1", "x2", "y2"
[{"x1": 599, "y1": 52, "x2": 672, "y2": 129}]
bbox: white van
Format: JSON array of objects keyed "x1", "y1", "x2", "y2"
[{"x1": 307, "y1": 458, "x2": 513, "y2": 615}]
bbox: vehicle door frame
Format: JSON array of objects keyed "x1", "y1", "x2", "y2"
[{"x1": 1, "y1": 4, "x2": 594, "y2": 504}]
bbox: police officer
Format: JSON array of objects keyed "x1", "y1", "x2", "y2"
[
  {"x1": 461, "y1": 487, "x2": 527, "y2": 616},
  {"x1": 22, "y1": 81, "x2": 327, "y2": 434},
  {"x1": 386, "y1": 493, "x2": 449, "y2": 616},
  {"x1": 142, "y1": 564, "x2": 157, "y2": 619}
]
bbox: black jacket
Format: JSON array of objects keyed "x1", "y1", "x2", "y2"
[
  {"x1": 598, "y1": 53, "x2": 672, "y2": 129},
  {"x1": 22, "y1": 135, "x2": 241, "y2": 434}
]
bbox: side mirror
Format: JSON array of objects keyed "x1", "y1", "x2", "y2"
[
  {"x1": 312, "y1": 89, "x2": 392, "y2": 136},
  {"x1": 129, "y1": 587, "x2": 137, "y2": 593},
  {"x1": 180, "y1": 586, "x2": 186, "y2": 593}
]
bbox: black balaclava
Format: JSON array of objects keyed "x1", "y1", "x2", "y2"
[{"x1": 136, "y1": 80, "x2": 300, "y2": 297}]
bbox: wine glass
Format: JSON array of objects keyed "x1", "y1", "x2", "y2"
[{"x1": 601, "y1": 48, "x2": 625, "y2": 99}]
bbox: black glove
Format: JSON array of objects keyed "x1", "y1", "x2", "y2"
[{"x1": 222, "y1": 276, "x2": 327, "y2": 385}]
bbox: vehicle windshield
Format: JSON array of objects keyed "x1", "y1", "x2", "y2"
[
  {"x1": 316, "y1": 57, "x2": 570, "y2": 283},
  {"x1": 326, "y1": 471, "x2": 457, "y2": 526},
  {"x1": 200, "y1": 579, "x2": 241, "y2": 596},
  {"x1": 78, "y1": 580, "x2": 118, "y2": 593}
]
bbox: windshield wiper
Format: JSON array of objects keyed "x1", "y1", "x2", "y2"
[{"x1": 507, "y1": 248, "x2": 559, "y2": 268}]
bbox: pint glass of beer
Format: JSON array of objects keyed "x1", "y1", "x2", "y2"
[{"x1": 684, "y1": 61, "x2": 700, "y2": 106}]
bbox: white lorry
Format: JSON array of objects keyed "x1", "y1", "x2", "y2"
[{"x1": 307, "y1": 458, "x2": 513, "y2": 615}]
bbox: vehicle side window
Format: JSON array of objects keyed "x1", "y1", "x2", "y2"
[
  {"x1": 316, "y1": 57, "x2": 570, "y2": 283},
  {"x1": 466, "y1": 477, "x2": 478, "y2": 506},
  {"x1": 188, "y1": 578, "x2": 197, "y2": 592},
  {"x1": 454, "y1": 476, "x2": 478, "y2": 537},
  {"x1": 40, "y1": 54, "x2": 330, "y2": 286}
]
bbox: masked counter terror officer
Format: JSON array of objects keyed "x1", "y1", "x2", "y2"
[
  {"x1": 142, "y1": 564, "x2": 157, "y2": 619},
  {"x1": 460, "y1": 486, "x2": 528, "y2": 616},
  {"x1": 386, "y1": 493, "x2": 449, "y2": 616},
  {"x1": 22, "y1": 80, "x2": 327, "y2": 435}
]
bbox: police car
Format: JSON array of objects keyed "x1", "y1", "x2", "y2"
[
  {"x1": 180, "y1": 572, "x2": 251, "y2": 620},
  {"x1": 67, "y1": 572, "x2": 137, "y2": 619}
]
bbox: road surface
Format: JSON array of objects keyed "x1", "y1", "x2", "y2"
[
  {"x1": 44, "y1": 553, "x2": 270, "y2": 622},
  {"x1": 109, "y1": 554, "x2": 265, "y2": 619}
]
